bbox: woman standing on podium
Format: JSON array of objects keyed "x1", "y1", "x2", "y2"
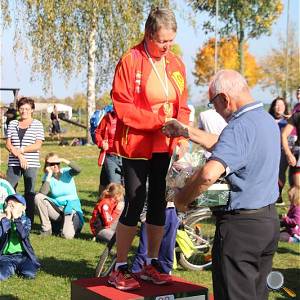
[{"x1": 108, "y1": 7, "x2": 190, "y2": 291}]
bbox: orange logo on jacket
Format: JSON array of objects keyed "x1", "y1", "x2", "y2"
[{"x1": 171, "y1": 71, "x2": 184, "y2": 95}]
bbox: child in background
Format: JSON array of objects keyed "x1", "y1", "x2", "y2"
[
  {"x1": 0, "y1": 194, "x2": 40, "y2": 280},
  {"x1": 280, "y1": 187, "x2": 300, "y2": 243},
  {"x1": 90, "y1": 183, "x2": 125, "y2": 242}
]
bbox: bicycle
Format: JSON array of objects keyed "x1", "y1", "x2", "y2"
[{"x1": 94, "y1": 206, "x2": 215, "y2": 277}]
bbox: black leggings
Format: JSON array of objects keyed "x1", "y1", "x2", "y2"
[{"x1": 119, "y1": 153, "x2": 170, "y2": 227}]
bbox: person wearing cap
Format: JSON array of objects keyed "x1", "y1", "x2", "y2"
[
  {"x1": 34, "y1": 153, "x2": 84, "y2": 239},
  {"x1": 0, "y1": 194, "x2": 40, "y2": 281}
]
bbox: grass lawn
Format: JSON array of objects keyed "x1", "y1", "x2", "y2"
[{"x1": 0, "y1": 139, "x2": 299, "y2": 300}]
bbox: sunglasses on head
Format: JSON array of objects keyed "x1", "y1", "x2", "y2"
[{"x1": 47, "y1": 162, "x2": 60, "y2": 166}]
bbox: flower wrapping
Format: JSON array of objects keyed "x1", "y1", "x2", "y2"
[{"x1": 166, "y1": 149, "x2": 230, "y2": 207}]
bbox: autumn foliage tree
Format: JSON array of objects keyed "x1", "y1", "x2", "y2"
[
  {"x1": 194, "y1": 37, "x2": 262, "y2": 87},
  {"x1": 189, "y1": 0, "x2": 283, "y2": 74},
  {"x1": 260, "y1": 25, "x2": 300, "y2": 100}
]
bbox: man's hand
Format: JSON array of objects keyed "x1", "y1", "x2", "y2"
[{"x1": 162, "y1": 119, "x2": 189, "y2": 138}]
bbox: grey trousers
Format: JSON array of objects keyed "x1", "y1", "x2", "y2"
[
  {"x1": 34, "y1": 193, "x2": 80, "y2": 239},
  {"x1": 7, "y1": 166, "x2": 38, "y2": 224},
  {"x1": 95, "y1": 219, "x2": 118, "y2": 242}
]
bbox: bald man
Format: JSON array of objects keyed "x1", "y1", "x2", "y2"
[{"x1": 163, "y1": 70, "x2": 281, "y2": 300}]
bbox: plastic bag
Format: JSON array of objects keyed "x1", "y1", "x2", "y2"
[{"x1": 165, "y1": 148, "x2": 230, "y2": 207}]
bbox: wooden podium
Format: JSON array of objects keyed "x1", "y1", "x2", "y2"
[{"x1": 71, "y1": 276, "x2": 209, "y2": 300}]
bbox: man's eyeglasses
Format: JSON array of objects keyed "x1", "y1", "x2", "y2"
[
  {"x1": 207, "y1": 93, "x2": 220, "y2": 108},
  {"x1": 47, "y1": 162, "x2": 60, "y2": 166}
]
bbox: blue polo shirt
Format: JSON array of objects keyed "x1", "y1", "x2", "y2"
[{"x1": 210, "y1": 102, "x2": 280, "y2": 210}]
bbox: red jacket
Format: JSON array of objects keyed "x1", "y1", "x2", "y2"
[
  {"x1": 90, "y1": 197, "x2": 122, "y2": 236},
  {"x1": 111, "y1": 42, "x2": 190, "y2": 159},
  {"x1": 95, "y1": 112, "x2": 118, "y2": 166}
]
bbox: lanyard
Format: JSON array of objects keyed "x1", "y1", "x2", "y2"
[
  {"x1": 144, "y1": 43, "x2": 169, "y2": 101},
  {"x1": 144, "y1": 43, "x2": 172, "y2": 117}
]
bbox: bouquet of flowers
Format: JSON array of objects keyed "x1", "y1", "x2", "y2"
[{"x1": 165, "y1": 149, "x2": 230, "y2": 207}]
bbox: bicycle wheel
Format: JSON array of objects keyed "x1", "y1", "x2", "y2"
[
  {"x1": 178, "y1": 214, "x2": 215, "y2": 271},
  {"x1": 178, "y1": 251, "x2": 212, "y2": 271},
  {"x1": 185, "y1": 213, "x2": 215, "y2": 247},
  {"x1": 95, "y1": 234, "x2": 117, "y2": 277}
]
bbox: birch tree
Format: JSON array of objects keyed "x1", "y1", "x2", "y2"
[{"x1": 1, "y1": 0, "x2": 166, "y2": 142}]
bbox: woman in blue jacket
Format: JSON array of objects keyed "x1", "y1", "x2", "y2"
[{"x1": 34, "y1": 153, "x2": 84, "y2": 239}]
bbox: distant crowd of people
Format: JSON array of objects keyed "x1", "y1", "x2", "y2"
[{"x1": 1, "y1": 6, "x2": 300, "y2": 300}]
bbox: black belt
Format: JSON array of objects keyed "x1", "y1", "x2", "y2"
[{"x1": 213, "y1": 204, "x2": 274, "y2": 216}]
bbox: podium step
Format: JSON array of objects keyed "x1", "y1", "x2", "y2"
[{"x1": 71, "y1": 275, "x2": 209, "y2": 300}]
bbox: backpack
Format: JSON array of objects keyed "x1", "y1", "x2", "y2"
[{"x1": 90, "y1": 105, "x2": 113, "y2": 144}]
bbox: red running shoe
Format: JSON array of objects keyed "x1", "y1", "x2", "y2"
[
  {"x1": 108, "y1": 265, "x2": 141, "y2": 291},
  {"x1": 140, "y1": 259, "x2": 172, "y2": 285}
]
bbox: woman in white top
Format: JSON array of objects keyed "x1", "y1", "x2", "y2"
[{"x1": 5, "y1": 97, "x2": 45, "y2": 223}]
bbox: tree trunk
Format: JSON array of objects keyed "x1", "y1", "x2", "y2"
[
  {"x1": 86, "y1": 16, "x2": 97, "y2": 144},
  {"x1": 237, "y1": 23, "x2": 245, "y2": 75}
]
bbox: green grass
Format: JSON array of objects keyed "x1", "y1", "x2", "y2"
[{"x1": 0, "y1": 140, "x2": 299, "y2": 300}]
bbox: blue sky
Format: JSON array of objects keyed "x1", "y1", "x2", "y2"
[{"x1": 1, "y1": 0, "x2": 299, "y2": 105}]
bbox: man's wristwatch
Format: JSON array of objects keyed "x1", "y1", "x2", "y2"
[{"x1": 183, "y1": 127, "x2": 189, "y2": 139}]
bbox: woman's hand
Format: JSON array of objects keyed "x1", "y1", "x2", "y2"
[
  {"x1": 59, "y1": 157, "x2": 70, "y2": 165},
  {"x1": 9, "y1": 145, "x2": 22, "y2": 158},
  {"x1": 46, "y1": 166, "x2": 53, "y2": 177},
  {"x1": 18, "y1": 154, "x2": 28, "y2": 169},
  {"x1": 102, "y1": 140, "x2": 109, "y2": 151},
  {"x1": 287, "y1": 153, "x2": 297, "y2": 166}
]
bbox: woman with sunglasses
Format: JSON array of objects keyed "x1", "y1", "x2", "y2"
[
  {"x1": 34, "y1": 153, "x2": 84, "y2": 239},
  {"x1": 5, "y1": 97, "x2": 45, "y2": 224}
]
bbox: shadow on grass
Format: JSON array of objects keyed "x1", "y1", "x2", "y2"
[
  {"x1": 81, "y1": 198, "x2": 98, "y2": 208},
  {"x1": 277, "y1": 246, "x2": 300, "y2": 256},
  {"x1": 39, "y1": 256, "x2": 95, "y2": 278},
  {"x1": 0, "y1": 296, "x2": 20, "y2": 300},
  {"x1": 271, "y1": 267, "x2": 300, "y2": 299},
  {"x1": 76, "y1": 231, "x2": 94, "y2": 241},
  {"x1": 80, "y1": 191, "x2": 99, "y2": 198}
]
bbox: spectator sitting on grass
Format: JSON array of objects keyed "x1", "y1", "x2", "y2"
[
  {"x1": 0, "y1": 194, "x2": 40, "y2": 281},
  {"x1": 34, "y1": 153, "x2": 84, "y2": 239},
  {"x1": 280, "y1": 186, "x2": 300, "y2": 243}
]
